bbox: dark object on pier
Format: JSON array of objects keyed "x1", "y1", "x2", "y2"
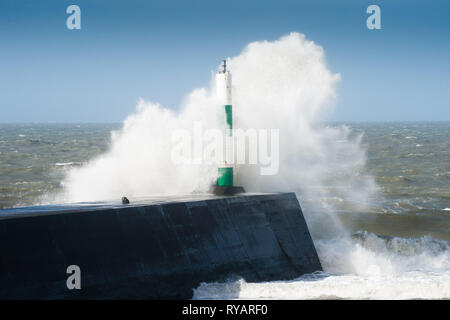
[{"x1": 212, "y1": 185, "x2": 246, "y2": 195}]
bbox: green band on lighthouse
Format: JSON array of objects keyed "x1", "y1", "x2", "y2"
[
  {"x1": 218, "y1": 167, "x2": 233, "y2": 186},
  {"x1": 225, "y1": 105, "x2": 232, "y2": 133}
]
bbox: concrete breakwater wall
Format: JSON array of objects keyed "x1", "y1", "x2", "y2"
[{"x1": 0, "y1": 193, "x2": 322, "y2": 299}]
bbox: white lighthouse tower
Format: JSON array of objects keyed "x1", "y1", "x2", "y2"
[{"x1": 216, "y1": 60, "x2": 234, "y2": 187}]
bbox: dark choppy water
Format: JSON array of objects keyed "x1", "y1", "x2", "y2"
[
  {"x1": 0, "y1": 123, "x2": 119, "y2": 209},
  {"x1": 337, "y1": 122, "x2": 450, "y2": 242}
]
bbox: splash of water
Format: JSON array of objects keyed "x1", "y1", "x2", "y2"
[
  {"x1": 58, "y1": 33, "x2": 377, "y2": 216},
  {"x1": 56, "y1": 86, "x2": 229, "y2": 202}
]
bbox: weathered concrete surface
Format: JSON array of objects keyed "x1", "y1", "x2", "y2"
[{"x1": 0, "y1": 193, "x2": 321, "y2": 299}]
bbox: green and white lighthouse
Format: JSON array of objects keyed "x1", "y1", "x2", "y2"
[{"x1": 216, "y1": 60, "x2": 234, "y2": 187}]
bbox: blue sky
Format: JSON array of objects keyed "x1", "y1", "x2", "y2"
[{"x1": 0, "y1": 0, "x2": 449, "y2": 122}]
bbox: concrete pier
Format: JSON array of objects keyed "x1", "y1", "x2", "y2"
[{"x1": 0, "y1": 193, "x2": 322, "y2": 299}]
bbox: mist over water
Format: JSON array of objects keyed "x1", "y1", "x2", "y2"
[{"x1": 0, "y1": 33, "x2": 448, "y2": 299}]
